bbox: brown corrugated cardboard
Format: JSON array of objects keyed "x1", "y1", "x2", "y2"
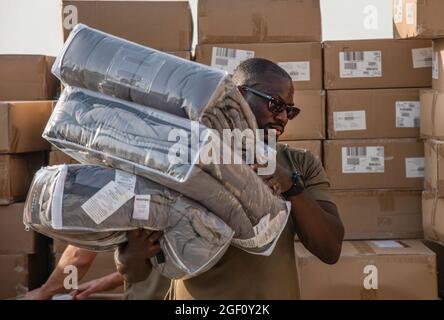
[
  {"x1": 331, "y1": 190, "x2": 423, "y2": 240},
  {"x1": 197, "y1": 0, "x2": 321, "y2": 44},
  {"x1": 420, "y1": 89, "x2": 444, "y2": 140},
  {"x1": 0, "y1": 255, "x2": 29, "y2": 299},
  {"x1": 327, "y1": 88, "x2": 421, "y2": 139},
  {"x1": 62, "y1": 0, "x2": 193, "y2": 51},
  {"x1": 279, "y1": 141, "x2": 322, "y2": 162},
  {"x1": 424, "y1": 139, "x2": 444, "y2": 196},
  {"x1": 0, "y1": 55, "x2": 59, "y2": 101},
  {"x1": 0, "y1": 153, "x2": 46, "y2": 205},
  {"x1": 324, "y1": 139, "x2": 424, "y2": 190},
  {"x1": 277, "y1": 90, "x2": 325, "y2": 140},
  {"x1": 394, "y1": 0, "x2": 444, "y2": 39},
  {"x1": 195, "y1": 43, "x2": 323, "y2": 90},
  {"x1": 0, "y1": 101, "x2": 54, "y2": 153},
  {"x1": 0, "y1": 203, "x2": 42, "y2": 254},
  {"x1": 49, "y1": 151, "x2": 79, "y2": 166},
  {"x1": 423, "y1": 240, "x2": 444, "y2": 299},
  {"x1": 55, "y1": 251, "x2": 123, "y2": 293},
  {"x1": 422, "y1": 191, "x2": 444, "y2": 244},
  {"x1": 324, "y1": 39, "x2": 432, "y2": 90},
  {"x1": 432, "y1": 39, "x2": 444, "y2": 91},
  {"x1": 295, "y1": 240, "x2": 437, "y2": 300}
]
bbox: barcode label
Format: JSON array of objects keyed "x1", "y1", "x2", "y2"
[
  {"x1": 433, "y1": 52, "x2": 439, "y2": 80},
  {"x1": 278, "y1": 61, "x2": 310, "y2": 81},
  {"x1": 342, "y1": 146, "x2": 384, "y2": 173},
  {"x1": 396, "y1": 101, "x2": 420, "y2": 128},
  {"x1": 333, "y1": 110, "x2": 366, "y2": 132},
  {"x1": 412, "y1": 48, "x2": 433, "y2": 69},
  {"x1": 405, "y1": 158, "x2": 425, "y2": 178},
  {"x1": 211, "y1": 47, "x2": 255, "y2": 74},
  {"x1": 339, "y1": 51, "x2": 382, "y2": 78}
]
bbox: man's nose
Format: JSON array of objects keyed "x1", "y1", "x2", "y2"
[{"x1": 274, "y1": 109, "x2": 288, "y2": 125}]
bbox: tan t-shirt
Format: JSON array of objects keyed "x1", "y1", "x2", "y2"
[{"x1": 168, "y1": 143, "x2": 332, "y2": 300}]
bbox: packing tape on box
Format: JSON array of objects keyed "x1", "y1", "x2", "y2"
[{"x1": 351, "y1": 241, "x2": 376, "y2": 255}]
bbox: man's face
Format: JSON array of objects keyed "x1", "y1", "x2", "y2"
[{"x1": 241, "y1": 72, "x2": 294, "y2": 140}]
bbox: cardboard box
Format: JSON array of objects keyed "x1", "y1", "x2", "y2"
[
  {"x1": 394, "y1": 0, "x2": 444, "y2": 39},
  {"x1": 295, "y1": 239, "x2": 437, "y2": 300},
  {"x1": 197, "y1": 0, "x2": 321, "y2": 44},
  {"x1": 54, "y1": 250, "x2": 123, "y2": 294},
  {"x1": 62, "y1": 0, "x2": 193, "y2": 51},
  {"x1": 423, "y1": 240, "x2": 444, "y2": 299},
  {"x1": 424, "y1": 139, "x2": 444, "y2": 196},
  {"x1": 195, "y1": 43, "x2": 323, "y2": 90},
  {"x1": 0, "y1": 203, "x2": 43, "y2": 254},
  {"x1": 324, "y1": 39, "x2": 432, "y2": 90},
  {"x1": 275, "y1": 90, "x2": 325, "y2": 140},
  {"x1": 432, "y1": 39, "x2": 444, "y2": 91},
  {"x1": 420, "y1": 89, "x2": 444, "y2": 140},
  {"x1": 324, "y1": 139, "x2": 424, "y2": 190},
  {"x1": 279, "y1": 141, "x2": 322, "y2": 162},
  {"x1": 49, "y1": 151, "x2": 79, "y2": 166},
  {"x1": 0, "y1": 255, "x2": 29, "y2": 299},
  {"x1": 331, "y1": 190, "x2": 423, "y2": 240},
  {"x1": 0, "y1": 101, "x2": 54, "y2": 153},
  {"x1": 0, "y1": 55, "x2": 59, "y2": 101},
  {"x1": 0, "y1": 153, "x2": 46, "y2": 205},
  {"x1": 422, "y1": 191, "x2": 444, "y2": 244},
  {"x1": 327, "y1": 88, "x2": 421, "y2": 139}
]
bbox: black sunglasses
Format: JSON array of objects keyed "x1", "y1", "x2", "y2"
[{"x1": 239, "y1": 85, "x2": 300, "y2": 120}]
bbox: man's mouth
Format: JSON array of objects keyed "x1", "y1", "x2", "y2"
[{"x1": 266, "y1": 124, "x2": 284, "y2": 137}]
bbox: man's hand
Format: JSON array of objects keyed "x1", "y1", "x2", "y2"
[
  {"x1": 250, "y1": 163, "x2": 293, "y2": 195},
  {"x1": 115, "y1": 229, "x2": 163, "y2": 283},
  {"x1": 71, "y1": 272, "x2": 124, "y2": 300},
  {"x1": 23, "y1": 288, "x2": 51, "y2": 300}
]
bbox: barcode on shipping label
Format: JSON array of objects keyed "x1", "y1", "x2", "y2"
[
  {"x1": 132, "y1": 195, "x2": 151, "y2": 220},
  {"x1": 115, "y1": 170, "x2": 136, "y2": 193},
  {"x1": 412, "y1": 48, "x2": 432, "y2": 69},
  {"x1": 396, "y1": 101, "x2": 420, "y2": 128},
  {"x1": 81, "y1": 181, "x2": 134, "y2": 225},
  {"x1": 406, "y1": 3, "x2": 415, "y2": 25},
  {"x1": 278, "y1": 61, "x2": 310, "y2": 81},
  {"x1": 333, "y1": 110, "x2": 366, "y2": 132},
  {"x1": 405, "y1": 157, "x2": 425, "y2": 178},
  {"x1": 342, "y1": 146, "x2": 385, "y2": 173},
  {"x1": 393, "y1": 0, "x2": 403, "y2": 23},
  {"x1": 339, "y1": 51, "x2": 382, "y2": 78},
  {"x1": 433, "y1": 52, "x2": 439, "y2": 80},
  {"x1": 211, "y1": 47, "x2": 255, "y2": 74}
]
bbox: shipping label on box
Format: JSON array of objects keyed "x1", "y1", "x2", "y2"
[
  {"x1": 210, "y1": 47, "x2": 255, "y2": 74},
  {"x1": 412, "y1": 47, "x2": 433, "y2": 68},
  {"x1": 395, "y1": 101, "x2": 420, "y2": 128},
  {"x1": 278, "y1": 62, "x2": 310, "y2": 82},
  {"x1": 333, "y1": 111, "x2": 366, "y2": 132},
  {"x1": 342, "y1": 146, "x2": 385, "y2": 174},
  {"x1": 339, "y1": 51, "x2": 382, "y2": 78}
]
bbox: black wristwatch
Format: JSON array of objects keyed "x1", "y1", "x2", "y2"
[{"x1": 282, "y1": 171, "x2": 305, "y2": 198}]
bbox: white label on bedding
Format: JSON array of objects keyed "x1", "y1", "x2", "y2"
[
  {"x1": 372, "y1": 240, "x2": 404, "y2": 248},
  {"x1": 115, "y1": 170, "x2": 136, "y2": 193},
  {"x1": 253, "y1": 214, "x2": 270, "y2": 236},
  {"x1": 412, "y1": 47, "x2": 433, "y2": 68},
  {"x1": 211, "y1": 47, "x2": 255, "y2": 74},
  {"x1": 339, "y1": 51, "x2": 382, "y2": 78},
  {"x1": 406, "y1": 2, "x2": 415, "y2": 25},
  {"x1": 278, "y1": 61, "x2": 310, "y2": 81},
  {"x1": 333, "y1": 110, "x2": 366, "y2": 131},
  {"x1": 433, "y1": 52, "x2": 439, "y2": 80},
  {"x1": 393, "y1": 0, "x2": 403, "y2": 23},
  {"x1": 396, "y1": 101, "x2": 420, "y2": 128},
  {"x1": 342, "y1": 146, "x2": 385, "y2": 173},
  {"x1": 405, "y1": 157, "x2": 425, "y2": 178},
  {"x1": 81, "y1": 181, "x2": 134, "y2": 225},
  {"x1": 132, "y1": 195, "x2": 151, "y2": 220},
  {"x1": 232, "y1": 211, "x2": 287, "y2": 249}
]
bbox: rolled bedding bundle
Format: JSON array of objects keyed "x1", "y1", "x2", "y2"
[
  {"x1": 43, "y1": 87, "x2": 290, "y2": 255},
  {"x1": 24, "y1": 164, "x2": 234, "y2": 280}
]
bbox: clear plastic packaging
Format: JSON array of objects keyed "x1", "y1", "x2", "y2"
[{"x1": 24, "y1": 165, "x2": 234, "y2": 280}]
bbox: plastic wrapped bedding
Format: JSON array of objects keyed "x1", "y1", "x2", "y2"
[
  {"x1": 43, "y1": 87, "x2": 290, "y2": 255},
  {"x1": 24, "y1": 164, "x2": 234, "y2": 280}
]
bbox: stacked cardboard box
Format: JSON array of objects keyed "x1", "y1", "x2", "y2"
[
  {"x1": 0, "y1": 55, "x2": 58, "y2": 299},
  {"x1": 294, "y1": 38, "x2": 438, "y2": 299},
  {"x1": 195, "y1": 0, "x2": 324, "y2": 158},
  {"x1": 394, "y1": 0, "x2": 444, "y2": 298}
]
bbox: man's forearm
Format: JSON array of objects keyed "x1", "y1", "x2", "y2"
[
  {"x1": 289, "y1": 192, "x2": 344, "y2": 264},
  {"x1": 41, "y1": 245, "x2": 97, "y2": 297}
]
